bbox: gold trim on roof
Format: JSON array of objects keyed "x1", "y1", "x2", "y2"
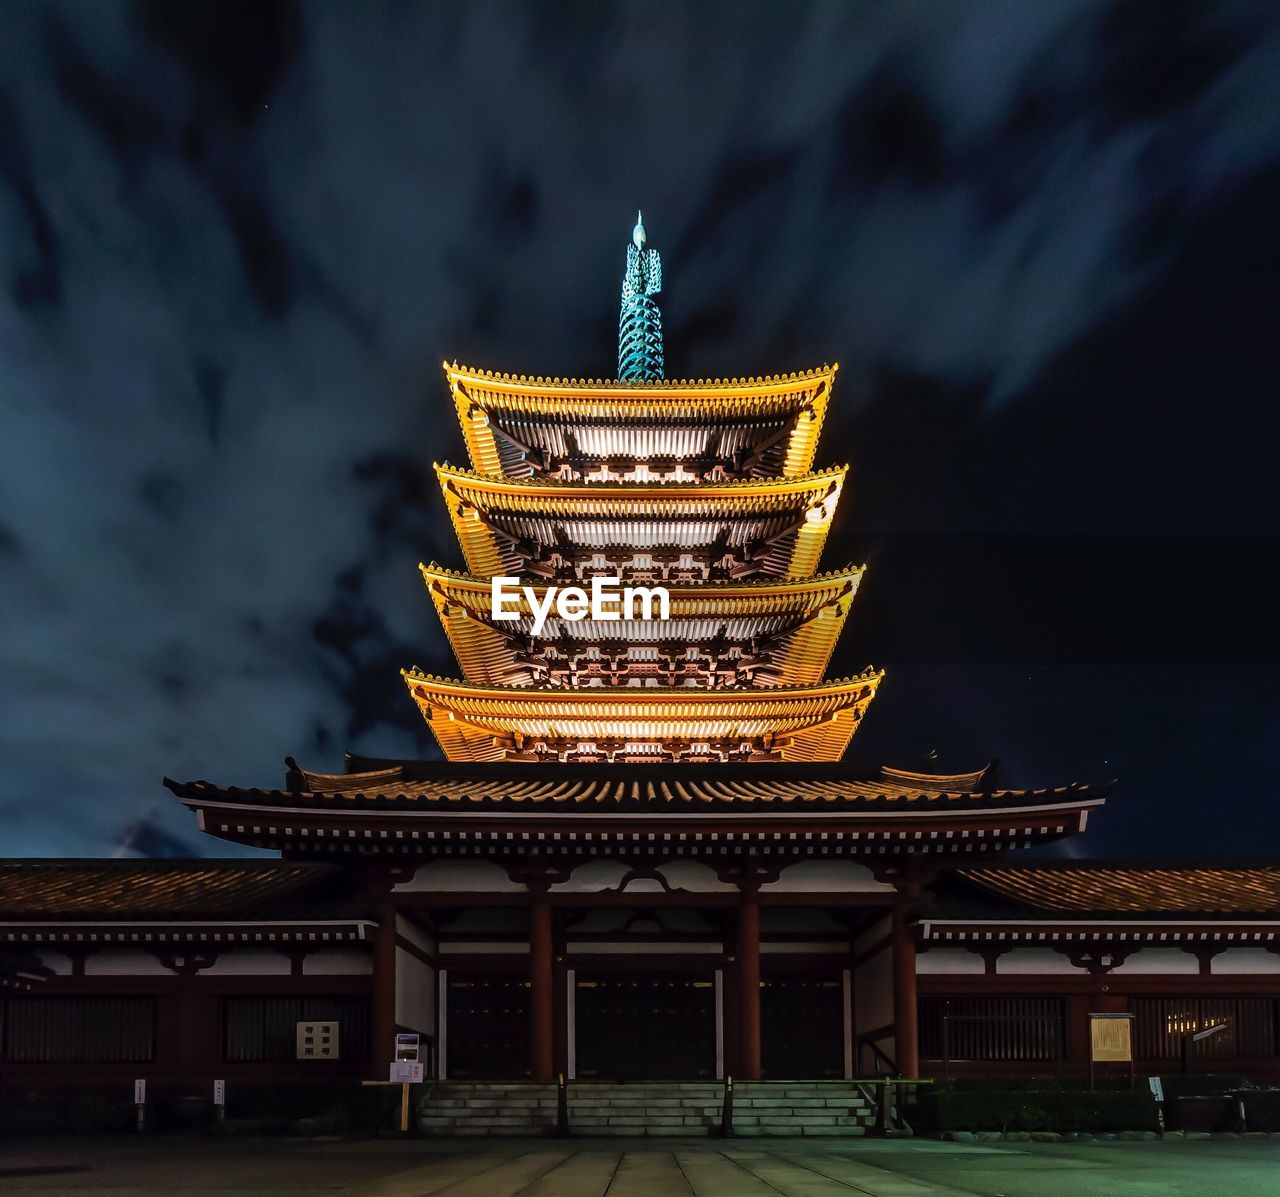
[
  {"x1": 401, "y1": 668, "x2": 882, "y2": 764},
  {"x1": 419, "y1": 562, "x2": 864, "y2": 689},
  {"x1": 435, "y1": 464, "x2": 847, "y2": 581},
  {"x1": 444, "y1": 361, "x2": 837, "y2": 393},
  {"x1": 445, "y1": 361, "x2": 837, "y2": 480}
]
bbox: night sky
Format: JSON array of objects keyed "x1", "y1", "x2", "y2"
[{"x1": 3, "y1": 1, "x2": 1279, "y2": 858}]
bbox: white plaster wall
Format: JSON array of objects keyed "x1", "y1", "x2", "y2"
[
  {"x1": 852, "y1": 913, "x2": 894, "y2": 1045},
  {"x1": 1212, "y1": 948, "x2": 1280, "y2": 974},
  {"x1": 396, "y1": 860, "x2": 522, "y2": 892},
  {"x1": 614, "y1": 877, "x2": 671, "y2": 895},
  {"x1": 84, "y1": 950, "x2": 173, "y2": 976},
  {"x1": 35, "y1": 950, "x2": 73, "y2": 976},
  {"x1": 304, "y1": 949, "x2": 372, "y2": 976},
  {"x1": 916, "y1": 949, "x2": 986, "y2": 976},
  {"x1": 762, "y1": 942, "x2": 846, "y2": 954},
  {"x1": 761, "y1": 860, "x2": 892, "y2": 894},
  {"x1": 1110, "y1": 948, "x2": 1200, "y2": 976},
  {"x1": 395, "y1": 946, "x2": 436, "y2": 1033},
  {"x1": 657, "y1": 861, "x2": 735, "y2": 892},
  {"x1": 200, "y1": 949, "x2": 292, "y2": 976},
  {"x1": 853, "y1": 912, "x2": 892, "y2": 958},
  {"x1": 552, "y1": 861, "x2": 631, "y2": 892},
  {"x1": 996, "y1": 949, "x2": 1084, "y2": 975},
  {"x1": 439, "y1": 941, "x2": 529, "y2": 954},
  {"x1": 395, "y1": 912, "x2": 437, "y2": 955}
]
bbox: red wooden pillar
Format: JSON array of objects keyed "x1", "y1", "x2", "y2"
[
  {"x1": 739, "y1": 896, "x2": 762, "y2": 1080},
  {"x1": 529, "y1": 896, "x2": 555, "y2": 1082},
  {"x1": 371, "y1": 902, "x2": 397, "y2": 1076},
  {"x1": 892, "y1": 903, "x2": 919, "y2": 1078}
]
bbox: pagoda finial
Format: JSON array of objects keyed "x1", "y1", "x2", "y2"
[{"x1": 618, "y1": 211, "x2": 664, "y2": 381}]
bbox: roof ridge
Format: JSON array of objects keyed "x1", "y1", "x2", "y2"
[{"x1": 444, "y1": 362, "x2": 838, "y2": 388}]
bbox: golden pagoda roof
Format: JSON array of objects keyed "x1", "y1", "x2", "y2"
[
  {"x1": 444, "y1": 361, "x2": 837, "y2": 481},
  {"x1": 418, "y1": 562, "x2": 864, "y2": 688},
  {"x1": 401, "y1": 668, "x2": 882, "y2": 764},
  {"x1": 435, "y1": 463, "x2": 846, "y2": 581}
]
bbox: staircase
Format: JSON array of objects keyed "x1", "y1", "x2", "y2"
[
  {"x1": 731, "y1": 1080, "x2": 875, "y2": 1137},
  {"x1": 417, "y1": 1081, "x2": 559, "y2": 1136},
  {"x1": 417, "y1": 1079, "x2": 876, "y2": 1137},
  {"x1": 568, "y1": 1082, "x2": 722, "y2": 1137}
]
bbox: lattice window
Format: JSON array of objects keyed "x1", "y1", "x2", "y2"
[
  {"x1": 1131, "y1": 995, "x2": 1278, "y2": 1061},
  {"x1": 222, "y1": 996, "x2": 369, "y2": 1063},
  {"x1": 2, "y1": 997, "x2": 154, "y2": 1062},
  {"x1": 919, "y1": 994, "x2": 1065, "y2": 1062}
]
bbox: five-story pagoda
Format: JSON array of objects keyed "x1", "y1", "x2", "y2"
[
  {"x1": 410, "y1": 211, "x2": 878, "y2": 765},
  {"x1": 170, "y1": 217, "x2": 1106, "y2": 1090}
]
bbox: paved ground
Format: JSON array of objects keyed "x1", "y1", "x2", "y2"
[{"x1": 3, "y1": 1136, "x2": 1280, "y2": 1196}]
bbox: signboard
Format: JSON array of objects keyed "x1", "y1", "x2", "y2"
[
  {"x1": 1148, "y1": 1076, "x2": 1164, "y2": 1103},
  {"x1": 296, "y1": 1020, "x2": 340, "y2": 1060},
  {"x1": 390, "y1": 1060, "x2": 424, "y2": 1084},
  {"x1": 213, "y1": 1079, "x2": 226, "y2": 1107},
  {"x1": 395, "y1": 1032, "x2": 420, "y2": 1062},
  {"x1": 133, "y1": 1078, "x2": 147, "y2": 1104},
  {"x1": 1089, "y1": 1013, "x2": 1134, "y2": 1062}
]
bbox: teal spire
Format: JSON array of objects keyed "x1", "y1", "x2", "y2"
[{"x1": 618, "y1": 210, "x2": 664, "y2": 381}]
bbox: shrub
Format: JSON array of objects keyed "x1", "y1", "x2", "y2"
[{"x1": 916, "y1": 1088, "x2": 1159, "y2": 1134}]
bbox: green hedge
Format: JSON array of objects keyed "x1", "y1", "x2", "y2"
[
  {"x1": 916, "y1": 1089, "x2": 1159, "y2": 1134},
  {"x1": 0, "y1": 1083, "x2": 402, "y2": 1138},
  {"x1": 0, "y1": 1090, "x2": 135, "y2": 1136},
  {"x1": 932, "y1": 1074, "x2": 1248, "y2": 1096}
]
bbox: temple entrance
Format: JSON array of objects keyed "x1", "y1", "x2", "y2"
[
  {"x1": 444, "y1": 969, "x2": 530, "y2": 1079},
  {"x1": 574, "y1": 970, "x2": 717, "y2": 1080},
  {"x1": 761, "y1": 970, "x2": 846, "y2": 1078}
]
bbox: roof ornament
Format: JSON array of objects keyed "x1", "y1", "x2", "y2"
[{"x1": 618, "y1": 210, "x2": 664, "y2": 382}]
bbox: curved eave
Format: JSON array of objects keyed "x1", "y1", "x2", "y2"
[
  {"x1": 435, "y1": 462, "x2": 847, "y2": 503},
  {"x1": 419, "y1": 562, "x2": 863, "y2": 688},
  {"x1": 436, "y1": 464, "x2": 845, "y2": 581},
  {"x1": 167, "y1": 777, "x2": 1103, "y2": 854},
  {"x1": 400, "y1": 670, "x2": 882, "y2": 764},
  {"x1": 443, "y1": 361, "x2": 838, "y2": 401},
  {"x1": 446, "y1": 362, "x2": 837, "y2": 480}
]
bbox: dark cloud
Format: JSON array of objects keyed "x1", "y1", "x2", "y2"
[{"x1": 1, "y1": 0, "x2": 1278, "y2": 855}]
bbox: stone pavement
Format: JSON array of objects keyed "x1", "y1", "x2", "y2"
[{"x1": 4, "y1": 1135, "x2": 1280, "y2": 1195}]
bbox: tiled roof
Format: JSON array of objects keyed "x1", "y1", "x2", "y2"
[
  {"x1": 958, "y1": 864, "x2": 1280, "y2": 916},
  {"x1": 400, "y1": 670, "x2": 881, "y2": 764},
  {"x1": 445, "y1": 362, "x2": 837, "y2": 481},
  {"x1": 419, "y1": 563, "x2": 863, "y2": 690},
  {"x1": 166, "y1": 758, "x2": 1107, "y2": 813},
  {"x1": 0, "y1": 860, "x2": 341, "y2": 920}
]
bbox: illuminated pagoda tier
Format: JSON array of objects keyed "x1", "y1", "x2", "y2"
[
  {"x1": 434, "y1": 464, "x2": 845, "y2": 583},
  {"x1": 445, "y1": 361, "x2": 835, "y2": 482},
  {"x1": 403, "y1": 669, "x2": 880, "y2": 764},
  {"x1": 149, "y1": 217, "x2": 1119, "y2": 1097},
  {"x1": 419, "y1": 564, "x2": 862, "y2": 688}
]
